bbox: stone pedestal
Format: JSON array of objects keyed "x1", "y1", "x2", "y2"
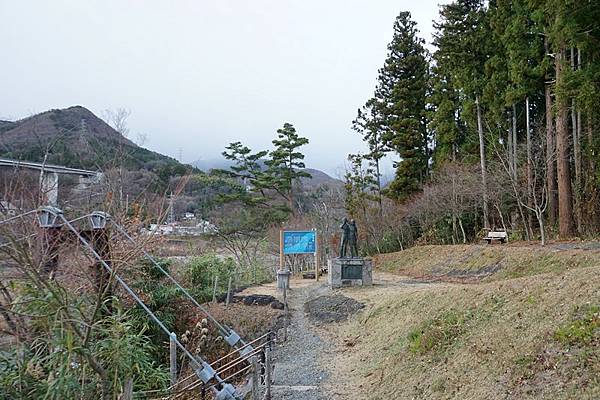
[{"x1": 328, "y1": 258, "x2": 372, "y2": 288}]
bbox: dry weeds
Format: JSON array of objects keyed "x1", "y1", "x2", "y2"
[{"x1": 322, "y1": 245, "x2": 600, "y2": 399}]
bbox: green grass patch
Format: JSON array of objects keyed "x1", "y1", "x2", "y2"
[
  {"x1": 554, "y1": 305, "x2": 600, "y2": 347},
  {"x1": 407, "y1": 309, "x2": 473, "y2": 354}
]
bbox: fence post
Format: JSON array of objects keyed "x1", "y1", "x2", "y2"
[
  {"x1": 226, "y1": 274, "x2": 232, "y2": 306},
  {"x1": 251, "y1": 356, "x2": 259, "y2": 400},
  {"x1": 121, "y1": 377, "x2": 134, "y2": 400},
  {"x1": 265, "y1": 347, "x2": 272, "y2": 400},
  {"x1": 314, "y1": 229, "x2": 319, "y2": 282},
  {"x1": 212, "y1": 275, "x2": 219, "y2": 303},
  {"x1": 283, "y1": 284, "x2": 288, "y2": 342},
  {"x1": 169, "y1": 332, "x2": 177, "y2": 388}
]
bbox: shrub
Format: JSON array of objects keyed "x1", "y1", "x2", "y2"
[{"x1": 185, "y1": 254, "x2": 235, "y2": 302}]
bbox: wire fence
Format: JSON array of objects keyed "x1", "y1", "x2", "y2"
[{"x1": 0, "y1": 206, "x2": 273, "y2": 400}]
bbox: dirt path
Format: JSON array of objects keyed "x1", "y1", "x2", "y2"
[
  {"x1": 270, "y1": 280, "x2": 330, "y2": 399},
  {"x1": 239, "y1": 272, "x2": 445, "y2": 399}
]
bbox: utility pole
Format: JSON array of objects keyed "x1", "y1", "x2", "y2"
[{"x1": 168, "y1": 192, "x2": 175, "y2": 224}]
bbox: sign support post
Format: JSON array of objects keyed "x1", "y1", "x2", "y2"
[
  {"x1": 279, "y1": 229, "x2": 284, "y2": 272},
  {"x1": 314, "y1": 228, "x2": 319, "y2": 282}
]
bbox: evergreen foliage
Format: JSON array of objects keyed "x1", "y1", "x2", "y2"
[
  {"x1": 353, "y1": 1, "x2": 600, "y2": 247},
  {"x1": 374, "y1": 11, "x2": 430, "y2": 200}
]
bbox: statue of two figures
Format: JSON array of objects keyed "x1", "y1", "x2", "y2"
[{"x1": 339, "y1": 218, "x2": 358, "y2": 258}]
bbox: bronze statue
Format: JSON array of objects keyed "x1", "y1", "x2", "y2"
[{"x1": 339, "y1": 218, "x2": 358, "y2": 258}]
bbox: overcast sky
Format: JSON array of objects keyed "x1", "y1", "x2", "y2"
[{"x1": 1, "y1": 0, "x2": 448, "y2": 177}]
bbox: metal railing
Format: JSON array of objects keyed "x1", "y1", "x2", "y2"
[{"x1": 134, "y1": 331, "x2": 273, "y2": 400}]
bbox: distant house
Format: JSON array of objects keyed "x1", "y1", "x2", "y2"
[
  {"x1": 145, "y1": 219, "x2": 216, "y2": 236},
  {"x1": 148, "y1": 224, "x2": 175, "y2": 235},
  {"x1": 196, "y1": 219, "x2": 217, "y2": 234}
]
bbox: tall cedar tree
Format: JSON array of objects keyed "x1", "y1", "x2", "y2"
[
  {"x1": 266, "y1": 122, "x2": 311, "y2": 214},
  {"x1": 374, "y1": 11, "x2": 429, "y2": 201},
  {"x1": 535, "y1": 0, "x2": 583, "y2": 236},
  {"x1": 429, "y1": 53, "x2": 465, "y2": 167},
  {"x1": 433, "y1": 0, "x2": 491, "y2": 228}
]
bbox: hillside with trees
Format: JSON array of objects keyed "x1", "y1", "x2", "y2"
[
  {"x1": 1, "y1": 1, "x2": 599, "y2": 399},
  {"x1": 349, "y1": 1, "x2": 600, "y2": 251},
  {"x1": 0, "y1": 106, "x2": 190, "y2": 177}
]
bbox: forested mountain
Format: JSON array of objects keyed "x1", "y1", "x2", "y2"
[
  {"x1": 350, "y1": 0, "x2": 600, "y2": 249},
  {"x1": 0, "y1": 106, "x2": 190, "y2": 179},
  {"x1": 192, "y1": 158, "x2": 343, "y2": 189}
]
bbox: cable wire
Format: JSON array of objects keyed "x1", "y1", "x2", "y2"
[
  {"x1": 110, "y1": 221, "x2": 251, "y2": 351},
  {"x1": 59, "y1": 213, "x2": 231, "y2": 396}
]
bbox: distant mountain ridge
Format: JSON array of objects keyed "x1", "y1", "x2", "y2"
[
  {"x1": 191, "y1": 158, "x2": 343, "y2": 188},
  {"x1": 0, "y1": 105, "x2": 340, "y2": 190},
  {"x1": 0, "y1": 106, "x2": 188, "y2": 176}
]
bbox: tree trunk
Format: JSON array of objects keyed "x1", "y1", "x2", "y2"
[
  {"x1": 537, "y1": 208, "x2": 546, "y2": 246},
  {"x1": 585, "y1": 113, "x2": 599, "y2": 230},
  {"x1": 545, "y1": 37, "x2": 558, "y2": 226},
  {"x1": 512, "y1": 103, "x2": 518, "y2": 180},
  {"x1": 555, "y1": 46, "x2": 575, "y2": 237},
  {"x1": 458, "y1": 217, "x2": 466, "y2": 244},
  {"x1": 526, "y1": 97, "x2": 533, "y2": 238},
  {"x1": 476, "y1": 95, "x2": 489, "y2": 230},
  {"x1": 507, "y1": 112, "x2": 514, "y2": 178},
  {"x1": 375, "y1": 155, "x2": 383, "y2": 218},
  {"x1": 571, "y1": 47, "x2": 582, "y2": 234}
]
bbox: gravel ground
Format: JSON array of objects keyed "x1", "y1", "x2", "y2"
[
  {"x1": 270, "y1": 282, "x2": 330, "y2": 400},
  {"x1": 304, "y1": 294, "x2": 365, "y2": 325}
]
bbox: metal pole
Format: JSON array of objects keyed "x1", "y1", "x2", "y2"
[
  {"x1": 314, "y1": 229, "x2": 319, "y2": 282},
  {"x1": 91, "y1": 227, "x2": 112, "y2": 313},
  {"x1": 279, "y1": 230, "x2": 284, "y2": 272},
  {"x1": 226, "y1": 275, "x2": 232, "y2": 306},
  {"x1": 59, "y1": 215, "x2": 229, "y2": 396},
  {"x1": 283, "y1": 284, "x2": 288, "y2": 342},
  {"x1": 170, "y1": 332, "x2": 177, "y2": 388},
  {"x1": 251, "y1": 357, "x2": 259, "y2": 400},
  {"x1": 122, "y1": 377, "x2": 134, "y2": 400},
  {"x1": 265, "y1": 347, "x2": 272, "y2": 400},
  {"x1": 41, "y1": 227, "x2": 61, "y2": 277},
  {"x1": 212, "y1": 275, "x2": 219, "y2": 303}
]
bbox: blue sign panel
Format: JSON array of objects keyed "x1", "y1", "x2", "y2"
[{"x1": 283, "y1": 231, "x2": 316, "y2": 254}]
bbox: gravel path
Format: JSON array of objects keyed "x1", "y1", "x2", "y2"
[{"x1": 270, "y1": 282, "x2": 330, "y2": 399}]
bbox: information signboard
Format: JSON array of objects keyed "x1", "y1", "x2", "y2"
[{"x1": 282, "y1": 230, "x2": 316, "y2": 254}]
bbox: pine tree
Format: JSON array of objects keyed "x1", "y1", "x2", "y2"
[
  {"x1": 373, "y1": 11, "x2": 429, "y2": 201},
  {"x1": 266, "y1": 122, "x2": 311, "y2": 214},
  {"x1": 221, "y1": 141, "x2": 268, "y2": 191}
]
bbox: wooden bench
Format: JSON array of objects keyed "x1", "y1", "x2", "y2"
[{"x1": 484, "y1": 230, "x2": 507, "y2": 244}]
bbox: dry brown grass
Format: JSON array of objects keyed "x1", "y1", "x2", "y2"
[
  {"x1": 322, "y1": 244, "x2": 600, "y2": 400},
  {"x1": 374, "y1": 242, "x2": 600, "y2": 282}
]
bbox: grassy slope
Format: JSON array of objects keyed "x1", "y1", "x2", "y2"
[
  {"x1": 326, "y1": 244, "x2": 600, "y2": 400},
  {"x1": 374, "y1": 243, "x2": 600, "y2": 281}
]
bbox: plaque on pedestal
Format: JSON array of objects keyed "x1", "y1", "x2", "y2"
[{"x1": 328, "y1": 257, "x2": 372, "y2": 288}]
